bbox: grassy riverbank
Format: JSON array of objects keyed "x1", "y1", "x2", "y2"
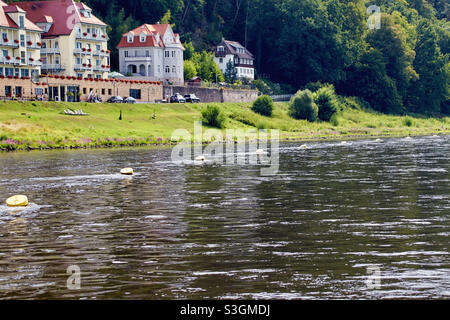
[{"x1": 0, "y1": 100, "x2": 449, "y2": 151}]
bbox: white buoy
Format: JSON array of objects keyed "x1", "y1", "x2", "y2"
[
  {"x1": 195, "y1": 155, "x2": 206, "y2": 161},
  {"x1": 375, "y1": 138, "x2": 382, "y2": 142},
  {"x1": 300, "y1": 144, "x2": 308, "y2": 149},
  {"x1": 341, "y1": 141, "x2": 347, "y2": 144},
  {"x1": 405, "y1": 136, "x2": 412, "y2": 140},
  {"x1": 6, "y1": 195, "x2": 29, "y2": 207},
  {"x1": 256, "y1": 149, "x2": 264, "y2": 154},
  {"x1": 120, "y1": 168, "x2": 134, "y2": 175}
]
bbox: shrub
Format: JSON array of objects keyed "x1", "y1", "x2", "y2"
[
  {"x1": 330, "y1": 114, "x2": 339, "y2": 126},
  {"x1": 252, "y1": 95, "x2": 274, "y2": 117},
  {"x1": 304, "y1": 81, "x2": 329, "y2": 92},
  {"x1": 289, "y1": 89, "x2": 318, "y2": 122},
  {"x1": 403, "y1": 116, "x2": 414, "y2": 127},
  {"x1": 313, "y1": 85, "x2": 340, "y2": 122},
  {"x1": 202, "y1": 105, "x2": 226, "y2": 128},
  {"x1": 252, "y1": 79, "x2": 272, "y2": 95}
]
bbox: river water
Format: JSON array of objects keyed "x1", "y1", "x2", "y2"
[{"x1": 0, "y1": 136, "x2": 448, "y2": 299}]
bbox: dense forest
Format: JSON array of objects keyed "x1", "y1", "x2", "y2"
[{"x1": 9, "y1": 0, "x2": 450, "y2": 115}]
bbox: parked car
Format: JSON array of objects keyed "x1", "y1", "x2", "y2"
[
  {"x1": 107, "y1": 96, "x2": 123, "y2": 103},
  {"x1": 184, "y1": 94, "x2": 200, "y2": 103},
  {"x1": 124, "y1": 96, "x2": 136, "y2": 104},
  {"x1": 170, "y1": 93, "x2": 186, "y2": 103}
]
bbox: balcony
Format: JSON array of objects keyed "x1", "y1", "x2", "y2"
[
  {"x1": 74, "y1": 48, "x2": 91, "y2": 55},
  {"x1": 76, "y1": 33, "x2": 107, "y2": 42},
  {"x1": 41, "y1": 48, "x2": 60, "y2": 54},
  {"x1": 0, "y1": 56, "x2": 20, "y2": 65},
  {"x1": 124, "y1": 55, "x2": 152, "y2": 62},
  {"x1": 26, "y1": 43, "x2": 42, "y2": 50},
  {"x1": 0, "y1": 40, "x2": 19, "y2": 48},
  {"x1": 28, "y1": 60, "x2": 43, "y2": 67},
  {"x1": 74, "y1": 64, "x2": 91, "y2": 71},
  {"x1": 42, "y1": 64, "x2": 64, "y2": 71}
]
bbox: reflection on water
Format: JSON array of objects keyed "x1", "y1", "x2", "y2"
[{"x1": 0, "y1": 136, "x2": 449, "y2": 299}]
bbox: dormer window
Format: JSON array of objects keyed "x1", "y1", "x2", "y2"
[
  {"x1": 140, "y1": 33, "x2": 146, "y2": 43},
  {"x1": 127, "y1": 34, "x2": 133, "y2": 43},
  {"x1": 218, "y1": 46, "x2": 224, "y2": 52},
  {"x1": 19, "y1": 15, "x2": 24, "y2": 29},
  {"x1": 80, "y1": 9, "x2": 91, "y2": 18}
]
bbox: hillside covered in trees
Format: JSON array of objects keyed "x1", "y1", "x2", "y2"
[{"x1": 9, "y1": 0, "x2": 449, "y2": 115}]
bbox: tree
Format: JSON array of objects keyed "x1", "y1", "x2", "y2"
[
  {"x1": 184, "y1": 60, "x2": 197, "y2": 80},
  {"x1": 366, "y1": 14, "x2": 418, "y2": 103},
  {"x1": 183, "y1": 41, "x2": 195, "y2": 60},
  {"x1": 224, "y1": 59, "x2": 237, "y2": 84},
  {"x1": 339, "y1": 48, "x2": 404, "y2": 114},
  {"x1": 406, "y1": 20, "x2": 448, "y2": 114}
]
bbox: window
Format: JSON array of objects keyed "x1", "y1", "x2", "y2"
[
  {"x1": 83, "y1": 88, "x2": 87, "y2": 94},
  {"x1": 165, "y1": 65, "x2": 170, "y2": 73},
  {"x1": 5, "y1": 86, "x2": 11, "y2": 96},
  {"x1": 19, "y1": 16, "x2": 24, "y2": 29},
  {"x1": 101, "y1": 88, "x2": 105, "y2": 95},
  {"x1": 127, "y1": 35, "x2": 133, "y2": 43},
  {"x1": 20, "y1": 69, "x2": 29, "y2": 77},
  {"x1": 124, "y1": 51, "x2": 128, "y2": 57},
  {"x1": 172, "y1": 51, "x2": 175, "y2": 57},
  {"x1": 158, "y1": 65, "x2": 160, "y2": 73},
  {"x1": 55, "y1": 41, "x2": 59, "y2": 48},
  {"x1": 219, "y1": 58, "x2": 223, "y2": 63},
  {"x1": 55, "y1": 57, "x2": 60, "y2": 64},
  {"x1": 165, "y1": 51, "x2": 169, "y2": 58},
  {"x1": 35, "y1": 88, "x2": 44, "y2": 96},
  {"x1": 20, "y1": 51, "x2": 25, "y2": 64},
  {"x1": 41, "y1": 42, "x2": 46, "y2": 48},
  {"x1": 2, "y1": 50, "x2": 7, "y2": 57},
  {"x1": 2, "y1": 33, "x2": 6, "y2": 41},
  {"x1": 76, "y1": 57, "x2": 81, "y2": 64},
  {"x1": 0, "y1": 67, "x2": 3, "y2": 76},
  {"x1": 96, "y1": 44, "x2": 100, "y2": 51},
  {"x1": 140, "y1": 35, "x2": 146, "y2": 42},
  {"x1": 96, "y1": 75, "x2": 101, "y2": 79},
  {"x1": 96, "y1": 60, "x2": 100, "y2": 66},
  {"x1": 146, "y1": 50, "x2": 149, "y2": 57},
  {"x1": 76, "y1": 42, "x2": 82, "y2": 49},
  {"x1": 172, "y1": 65, "x2": 176, "y2": 73},
  {"x1": 20, "y1": 35, "x2": 25, "y2": 47},
  {"x1": 108, "y1": 89, "x2": 112, "y2": 95},
  {"x1": 129, "y1": 89, "x2": 141, "y2": 99},
  {"x1": 77, "y1": 73, "x2": 83, "y2": 78}
]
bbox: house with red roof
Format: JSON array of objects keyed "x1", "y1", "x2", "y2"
[
  {"x1": 0, "y1": 0, "x2": 43, "y2": 86},
  {"x1": 214, "y1": 39, "x2": 255, "y2": 81},
  {"x1": 15, "y1": 0, "x2": 110, "y2": 79},
  {"x1": 117, "y1": 23, "x2": 184, "y2": 85}
]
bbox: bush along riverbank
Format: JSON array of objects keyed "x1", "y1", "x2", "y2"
[{"x1": 0, "y1": 98, "x2": 449, "y2": 152}]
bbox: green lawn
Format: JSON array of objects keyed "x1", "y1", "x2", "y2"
[{"x1": 0, "y1": 100, "x2": 448, "y2": 150}]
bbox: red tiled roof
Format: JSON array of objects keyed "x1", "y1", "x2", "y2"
[
  {"x1": 117, "y1": 23, "x2": 185, "y2": 49},
  {"x1": 0, "y1": 1, "x2": 42, "y2": 32},
  {"x1": 14, "y1": 0, "x2": 106, "y2": 37},
  {"x1": 116, "y1": 35, "x2": 163, "y2": 49}
]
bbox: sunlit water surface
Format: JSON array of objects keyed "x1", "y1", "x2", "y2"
[{"x1": 0, "y1": 136, "x2": 448, "y2": 299}]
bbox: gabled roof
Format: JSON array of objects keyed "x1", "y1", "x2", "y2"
[
  {"x1": 217, "y1": 39, "x2": 254, "y2": 60},
  {"x1": 14, "y1": 0, "x2": 106, "y2": 37},
  {"x1": 117, "y1": 23, "x2": 184, "y2": 50},
  {"x1": 0, "y1": 1, "x2": 42, "y2": 32}
]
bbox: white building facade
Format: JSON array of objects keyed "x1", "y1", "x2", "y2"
[
  {"x1": 117, "y1": 24, "x2": 184, "y2": 85},
  {"x1": 214, "y1": 39, "x2": 255, "y2": 81}
]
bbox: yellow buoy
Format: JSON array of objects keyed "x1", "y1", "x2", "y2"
[
  {"x1": 120, "y1": 168, "x2": 134, "y2": 175},
  {"x1": 195, "y1": 155, "x2": 206, "y2": 161},
  {"x1": 256, "y1": 149, "x2": 264, "y2": 154},
  {"x1": 6, "y1": 195, "x2": 29, "y2": 207}
]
